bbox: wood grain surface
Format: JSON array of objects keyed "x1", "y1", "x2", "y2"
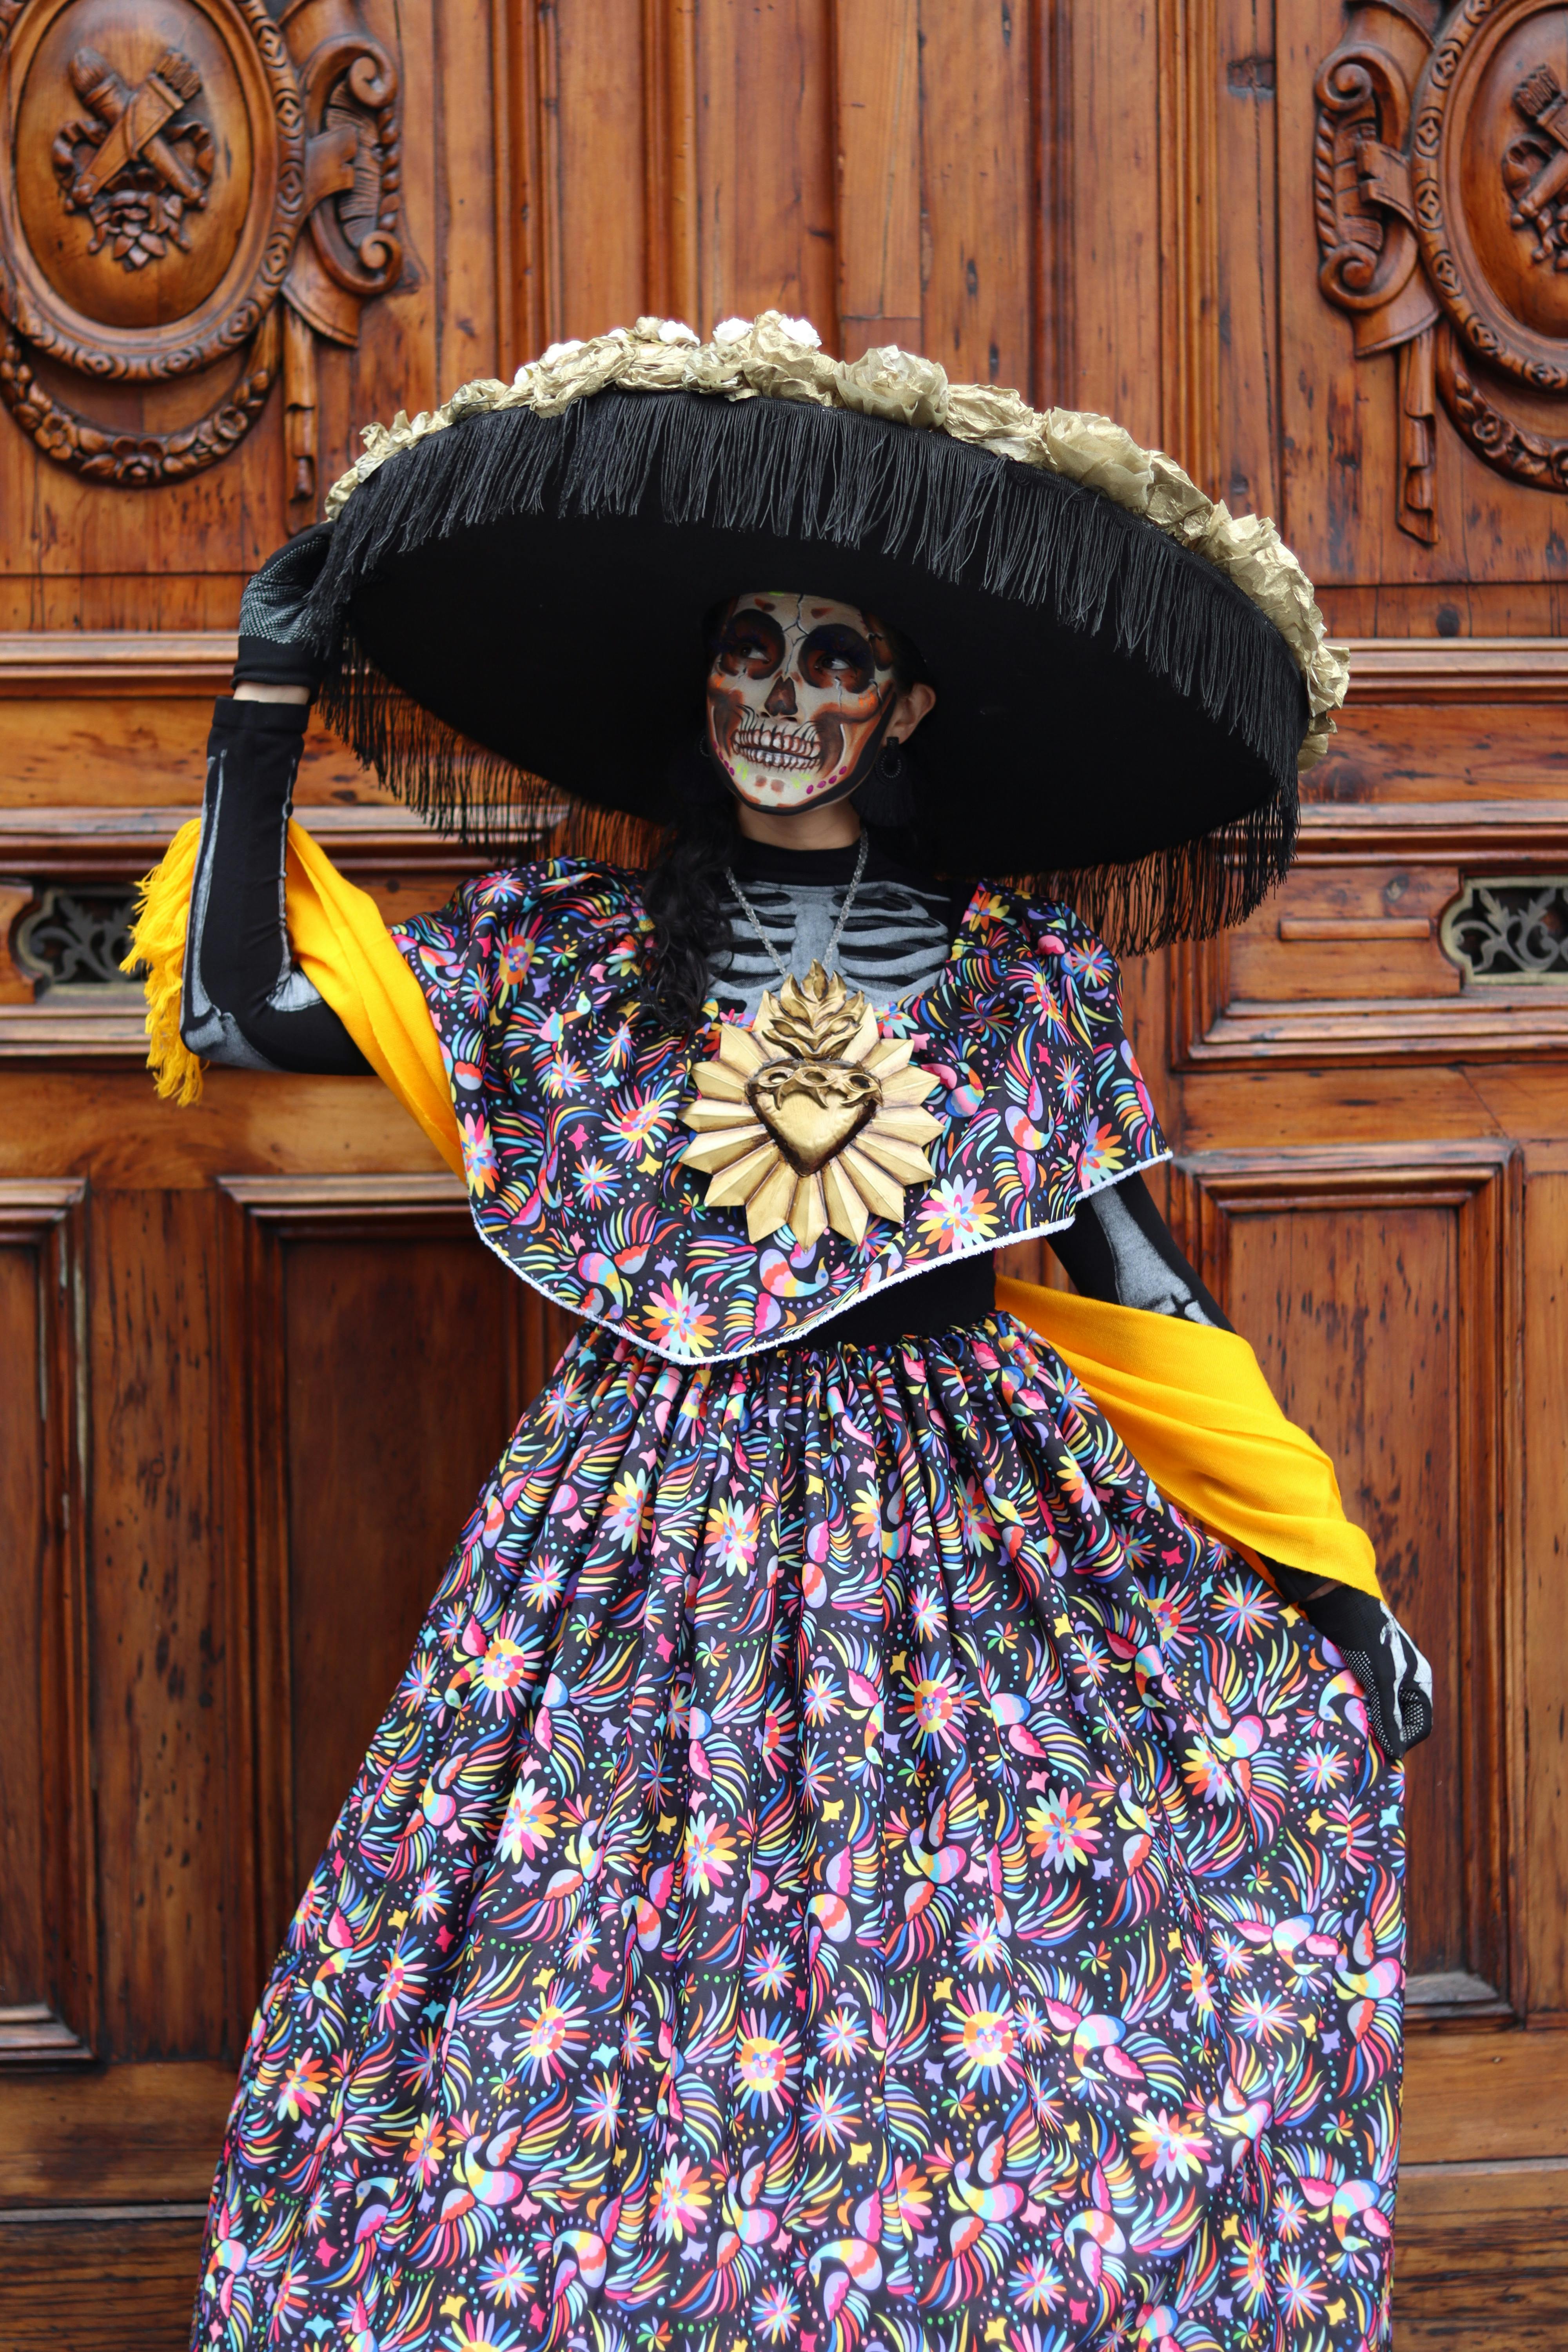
[
  {"x1": 0, "y1": 2209, "x2": 209, "y2": 2350},
  {"x1": 0, "y1": 2, "x2": 1564, "y2": 2343}
]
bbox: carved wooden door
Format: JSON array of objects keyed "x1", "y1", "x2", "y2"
[
  {"x1": 1181, "y1": 8, "x2": 1568, "y2": 2338},
  {"x1": 0, "y1": 0, "x2": 539, "y2": 2336},
  {"x1": 0, "y1": 3, "x2": 1564, "y2": 2345}
]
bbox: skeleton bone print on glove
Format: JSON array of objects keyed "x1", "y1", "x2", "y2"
[{"x1": 706, "y1": 593, "x2": 903, "y2": 809}]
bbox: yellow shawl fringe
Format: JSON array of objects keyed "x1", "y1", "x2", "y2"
[
  {"x1": 122, "y1": 818, "x2": 206, "y2": 1106},
  {"x1": 127, "y1": 820, "x2": 1378, "y2": 1597},
  {"x1": 123, "y1": 817, "x2": 463, "y2": 1176}
]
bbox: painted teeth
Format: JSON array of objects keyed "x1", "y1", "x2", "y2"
[{"x1": 735, "y1": 726, "x2": 818, "y2": 771}]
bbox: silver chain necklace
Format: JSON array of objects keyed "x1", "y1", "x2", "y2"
[{"x1": 724, "y1": 830, "x2": 870, "y2": 989}]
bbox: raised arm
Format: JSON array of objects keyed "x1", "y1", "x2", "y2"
[
  {"x1": 1050, "y1": 1169, "x2": 1433, "y2": 1761},
  {"x1": 181, "y1": 533, "x2": 368, "y2": 1077}
]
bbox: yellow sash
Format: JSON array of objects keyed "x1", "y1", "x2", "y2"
[
  {"x1": 996, "y1": 1278, "x2": 1381, "y2": 1596},
  {"x1": 127, "y1": 822, "x2": 1379, "y2": 1597}
]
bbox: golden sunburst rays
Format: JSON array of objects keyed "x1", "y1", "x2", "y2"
[{"x1": 680, "y1": 961, "x2": 944, "y2": 1247}]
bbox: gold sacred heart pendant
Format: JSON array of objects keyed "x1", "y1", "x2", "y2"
[
  {"x1": 681, "y1": 962, "x2": 944, "y2": 1247},
  {"x1": 747, "y1": 1058, "x2": 881, "y2": 1173}
]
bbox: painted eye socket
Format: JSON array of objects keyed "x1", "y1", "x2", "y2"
[
  {"x1": 714, "y1": 610, "x2": 786, "y2": 678},
  {"x1": 799, "y1": 624, "x2": 877, "y2": 694}
]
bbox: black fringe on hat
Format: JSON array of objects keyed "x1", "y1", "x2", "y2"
[
  {"x1": 309, "y1": 389, "x2": 1305, "y2": 952},
  {"x1": 520, "y1": 797, "x2": 1290, "y2": 959}
]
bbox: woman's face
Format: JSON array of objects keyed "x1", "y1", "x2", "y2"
[{"x1": 705, "y1": 591, "x2": 906, "y2": 812}]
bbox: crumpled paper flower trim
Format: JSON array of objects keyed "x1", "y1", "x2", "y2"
[{"x1": 326, "y1": 311, "x2": 1347, "y2": 771}]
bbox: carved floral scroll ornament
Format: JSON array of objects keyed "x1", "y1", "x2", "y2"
[
  {"x1": 0, "y1": 0, "x2": 403, "y2": 510},
  {"x1": 1315, "y1": 0, "x2": 1568, "y2": 539},
  {"x1": 1440, "y1": 876, "x2": 1568, "y2": 976}
]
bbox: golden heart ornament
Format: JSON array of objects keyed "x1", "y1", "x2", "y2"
[
  {"x1": 747, "y1": 1058, "x2": 882, "y2": 1173},
  {"x1": 680, "y1": 962, "x2": 945, "y2": 1247}
]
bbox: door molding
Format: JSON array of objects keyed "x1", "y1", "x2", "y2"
[
  {"x1": 211, "y1": 1171, "x2": 575, "y2": 2003},
  {"x1": 0, "y1": 1179, "x2": 95, "y2": 2066},
  {"x1": 1171, "y1": 1139, "x2": 1526, "y2": 2023}
]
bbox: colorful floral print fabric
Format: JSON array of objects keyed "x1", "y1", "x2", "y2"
[
  {"x1": 192, "y1": 1314, "x2": 1403, "y2": 2352},
  {"x1": 389, "y1": 864, "x2": 1168, "y2": 1360}
]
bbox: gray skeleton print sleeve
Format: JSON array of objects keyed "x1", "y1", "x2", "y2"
[{"x1": 1046, "y1": 1170, "x2": 1226, "y2": 1324}]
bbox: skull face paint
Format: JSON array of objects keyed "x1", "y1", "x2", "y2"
[{"x1": 706, "y1": 592, "x2": 899, "y2": 810}]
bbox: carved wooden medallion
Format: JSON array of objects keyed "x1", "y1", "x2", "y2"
[
  {"x1": 0, "y1": 0, "x2": 400, "y2": 497},
  {"x1": 1316, "y1": 0, "x2": 1568, "y2": 535}
]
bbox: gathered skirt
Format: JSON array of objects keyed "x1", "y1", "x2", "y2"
[{"x1": 192, "y1": 1314, "x2": 1404, "y2": 2352}]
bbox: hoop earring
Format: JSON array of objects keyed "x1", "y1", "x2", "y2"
[
  {"x1": 853, "y1": 746, "x2": 916, "y2": 829},
  {"x1": 878, "y1": 744, "x2": 904, "y2": 780}
]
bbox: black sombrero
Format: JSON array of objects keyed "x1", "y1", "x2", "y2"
[{"x1": 303, "y1": 312, "x2": 1347, "y2": 948}]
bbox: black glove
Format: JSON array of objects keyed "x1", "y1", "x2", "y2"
[
  {"x1": 1269, "y1": 1559, "x2": 1433, "y2": 1762},
  {"x1": 233, "y1": 524, "x2": 336, "y2": 694}
]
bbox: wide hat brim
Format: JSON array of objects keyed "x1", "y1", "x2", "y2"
[{"x1": 308, "y1": 331, "x2": 1339, "y2": 945}]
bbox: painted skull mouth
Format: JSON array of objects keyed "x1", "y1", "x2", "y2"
[{"x1": 732, "y1": 722, "x2": 823, "y2": 773}]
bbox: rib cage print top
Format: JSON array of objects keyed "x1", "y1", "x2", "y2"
[
  {"x1": 712, "y1": 838, "x2": 960, "y2": 1023},
  {"x1": 392, "y1": 860, "x2": 1169, "y2": 1361}
]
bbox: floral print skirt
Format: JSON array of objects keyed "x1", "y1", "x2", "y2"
[{"x1": 192, "y1": 1314, "x2": 1404, "y2": 2352}]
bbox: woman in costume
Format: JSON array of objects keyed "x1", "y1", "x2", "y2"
[{"x1": 134, "y1": 316, "x2": 1430, "y2": 2352}]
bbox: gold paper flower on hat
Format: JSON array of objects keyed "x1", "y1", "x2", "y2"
[{"x1": 681, "y1": 962, "x2": 944, "y2": 1246}]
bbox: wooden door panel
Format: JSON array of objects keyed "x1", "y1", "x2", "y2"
[
  {"x1": 0, "y1": 1230, "x2": 51, "y2": 2027},
  {"x1": 1393, "y1": 2170, "x2": 1567, "y2": 2352},
  {"x1": 1404, "y1": 2031, "x2": 1568, "y2": 2165},
  {"x1": 278, "y1": 1226, "x2": 527, "y2": 1886},
  {"x1": 90, "y1": 1187, "x2": 238, "y2": 2064},
  {"x1": 833, "y1": 0, "x2": 922, "y2": 356},
  {"x1": 0, "y1": 0, "x2": 1563, "y2": 2336},
  {"x1": 692, "y1": 0, "x2": 837, "y2": 342},
  {"x1": 1172, "y1": 665, "x2": 1568, "y2": 1073},
  {"x1": 0, "y1": 2207, "x2": 205, "y2": 2351},
  {"x1": 216, "y1": 1174, "x2": 575, "y2": 1985},
  {"x1": 1522, "y1": 1149, "x2": 1568, "y2": 2021},
  {"x1": 529, "y1": 0, "x2": 650, "y2": 342},
  {"x1": 1174, "y1": 1143, "x2": 1521, "y2": 2021},
  {"x1": 0, "y1": 2061, "x2": 234, "y2": 2208},
  {"x1": 0, "y1": 1182, "x2": 93, "y2": 2067},
  {"x1": 1398, "y1": 2038, "x2": 1568, "y2": 2345},
  {"x1": 914, "y1": 0, "x2": 1035, "y2": 389}
]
